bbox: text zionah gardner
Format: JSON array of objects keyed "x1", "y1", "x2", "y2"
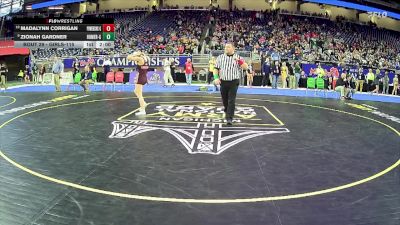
[{"x1": 19, "y1": 35, "x2": 68, "y2": 40}]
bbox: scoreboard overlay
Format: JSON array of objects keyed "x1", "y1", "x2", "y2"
[{"x1": 13, "y1": 18, "x2": 115, "y2": 49}]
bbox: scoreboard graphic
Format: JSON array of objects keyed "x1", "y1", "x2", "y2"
[{"x1": 13, "y1": 18, "x2": 115, "y2": 49}]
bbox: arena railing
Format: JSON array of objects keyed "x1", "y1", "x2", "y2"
[
  {"x1": 279, "y1": 12, "x2": 330, "y2": 20},
  {"x1": 210, "y1": 50, "x2": 252, "y2": 59},
  {"x1": 192, "y1": 54, "x2": 210, "y2": 67},
  {"x1": 84, "y1": 9, "x2": 149, "y2": 16},
  {"x1": 32, "y1": 52, "x2": 399, "y2": 72}
]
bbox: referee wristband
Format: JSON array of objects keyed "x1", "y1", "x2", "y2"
[{"x1": 214, "y1": 74, "x2": 219, "y2": 80}]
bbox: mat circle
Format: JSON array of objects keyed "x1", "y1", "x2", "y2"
[{"x1": 0, "y1": 96, "x2": 399, "y2": 204}]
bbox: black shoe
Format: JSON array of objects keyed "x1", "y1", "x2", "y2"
[{"x1": 226, "y1": 119, "x2": 233, "y2": 126}]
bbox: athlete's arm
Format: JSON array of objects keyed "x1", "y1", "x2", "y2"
[
  {"x1": 127, "y1": 54, "x2": 145, "y2": 66},
  {"x1": 240, "y1": 60, "x2": 249, "y2": 70}
]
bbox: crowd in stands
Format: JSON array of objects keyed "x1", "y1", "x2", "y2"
[
  {"x1": 206, "y1": 9, "x2": 400, "y2": 69},
  {"x1": 26, "y1": 8, "x2": 400, "y2": 71},
  {"x1": 31, "y1": 10, "x2": 209, "y2": 58},
  {"x1": 257, "y1": 59, "x2": 399, "y2": 98},
  {"x1": 116, "y1": 10, "x2": 209, "y2": 55}
]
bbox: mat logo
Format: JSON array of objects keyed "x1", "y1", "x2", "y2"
[
  {"x1": 346, "y1": 103, "x2": 400, "y2": 124},
  {"x1": 149, "y1": 73, "x2": 161, "y2": 84},
  {"x1": 109, "y1": 102, "x2": 289, "y2": 155},
  {"x1": 0, "y1": 95, "x2": 77, "y2": 116}
]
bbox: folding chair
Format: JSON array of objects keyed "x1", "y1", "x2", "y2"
[
  {"x1": 103, "y1": 71, "x2": 115, "y2": 91},
  {"x1": 305, "y1": 77, "x2": 316, "y2": 96},
  {"x1": 67, "y1": 73, "x2": 81, "y2": 91},
  {"x1": 89, "y1": 71, "x2": 98, "y2": 91},
  {"x1": 114, "y1": 71, "x2": 125, "y2": 91},
  {"x1": 315, "y1": 78, "x2": 327, "y2": 98}
]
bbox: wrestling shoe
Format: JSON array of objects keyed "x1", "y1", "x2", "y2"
[{"x1": 135, "y1": 109, "x2": 146, "y2": 116}]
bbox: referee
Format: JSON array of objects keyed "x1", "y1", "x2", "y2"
[{"x1": 214, "y1": 43, "x2": 248, "y2": 125}]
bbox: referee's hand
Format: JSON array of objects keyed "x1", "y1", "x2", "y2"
[{"x1": 214, "y1": 78, "x2": 221, "y2": 85}]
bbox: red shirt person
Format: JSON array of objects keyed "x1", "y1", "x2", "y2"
[{"x1": 185, "y1": 58, "x2": 194, "y2": 85}]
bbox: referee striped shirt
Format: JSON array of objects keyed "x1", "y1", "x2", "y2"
[{"x1": 215, "y1": 53, "x2": 243, "y2": 81}]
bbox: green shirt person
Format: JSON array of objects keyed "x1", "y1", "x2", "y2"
[
  {"x1": 316, "y1": 65, "x2": 325, "y2": 78},
  {"x1": 367, "y1": 69, "x2": 375, "y2": 81}
]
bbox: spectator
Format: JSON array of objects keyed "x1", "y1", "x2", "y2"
[
  {"x1": 52, "y1": 57, "x2": 64, "y2": 92},
  {"x1": 316, "y1": 64, "x2": 325, "y2": 78},
  {"x1": 163, "y1": 58, "x2": 175, "y2": 87},
  {"x1": 103, "y1": 57, "x2": 112, "y2": 81},
  {"x1": 382, "y1": 71, "x2": 389, "y2": 95},
  {"x1": 73, "y1": 58, "x2": 80, "y2": 76},
  {"x1": 79, "y1": 65, "x2": 93, "y2": 93},
  {"x1": 288, "y1": 62, "x2": 296, "y2": 89},
  {"x1": 208, "y1": 57, "x2": 218, "y2": 90},
  {"x1": 294, "y1": 62, "x2": 301, "y2": 88},
  {"x1": 24, "y1": 65, "x2": 31, "y2": 83},
  {"x1": 39, "y1": 64, "x2": 46, "y2": 84},
  {"x1": 185, "y1": 58, "x2": 194, "y2": 85},
  {"x1": 346, "y1": 74, "x2": 356, "y2": 99},
  {"x1": 246, "y1": 61, "x2": 254, "y2": 87},
  {"x1": 366, "y1": 69, "x2": 375, "y2": 92},
  {"x1": 0, "y1": 61, "x2": 7, "y2": 90},
  {"x1": 281, "y1": 61, "x2": 288, "y2": 88},
  {"x1": 272, "y1": 61, "x2": 280, "y2": 89},
  {"x1": 261, "y1": 57, "x2": 271, "y2": 87},
  {"x1": 372, "y1": 69, "x2": 380, "y2": 94},
  {"x1": 17, "y1": 70, "x2": 24, "y2": 81},
  {"x1": 392, "y1": 75, "x2": 399, "y2": 95},
  {"x1": 335, "y1": 73, "x2": 348, "y2": 100},
  {"x1": 31, "y1": 62, "x2": 39, "y2": 84},
  {"x1": 355, "y1": 67, "x2": 365, "y2": 92},
  {"x1": 170, "y1": 59, "x2": 176, "y2": 81}
]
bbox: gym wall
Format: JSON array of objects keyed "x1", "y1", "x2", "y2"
[
  {"x1": 299, "y1": 3, "x2": 324, "y2": 15},
  {"x1": 233, "y1": 0, "x2": 296, "y2": 12},
  {"x1": 359, "y1": 13, "x2": 400, "y2": 32},
  {"x1": 164, "y1": 0, "x2": 211, "y2": 8},
  {"x1": 324, "y1": 5, "x2": 357, "y2": 21},
  {"x1": 98, "y1": 0, "x2": 153, "y2": 10}
]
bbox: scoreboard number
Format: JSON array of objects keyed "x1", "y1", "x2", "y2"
[
  {"x1": 102, "y1": 32, "x2": 115, "y2": 41},
  {"x1": 102, "y1": 24, "x2": 115, "y2": 32}
]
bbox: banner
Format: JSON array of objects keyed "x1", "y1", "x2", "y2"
[
  {"x1": 302, "y1": 63, "x2": 396, "y2": 83},
  {"x1": 63, "y1": 56, "x2": 191, "y2": 69}
]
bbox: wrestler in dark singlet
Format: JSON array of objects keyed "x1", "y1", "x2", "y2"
[
  {"x1": 137, "y1": 59, "x2": 149, "y2": 85},
  {"x1": 127, "y1": 51, "x2": 149, "y2": 115}
]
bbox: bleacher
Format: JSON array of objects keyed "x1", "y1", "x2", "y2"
[{"x1": 27, "y1": 8, "x2": 400, "y2": 69}]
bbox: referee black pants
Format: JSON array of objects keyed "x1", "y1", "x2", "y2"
[
  {"x1": 220, "y1": 79, "x2": 239, "y2": 120},
  {"x1": 208, "y1": 72, "x2": 213, "y2": 84}
]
